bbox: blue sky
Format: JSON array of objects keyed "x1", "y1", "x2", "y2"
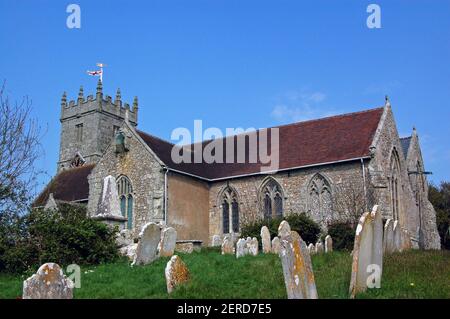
[{"x1": 0, "y1": 0, "x2": 449, "y2": 191}]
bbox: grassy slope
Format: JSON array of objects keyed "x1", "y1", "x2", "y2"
[{"x1": 0, "y1": 249, "x2": 449, "y2": 299}]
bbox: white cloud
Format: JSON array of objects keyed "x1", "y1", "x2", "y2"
[{"x1": 270, "y1": 90, "x2": 339, "y2": 123}]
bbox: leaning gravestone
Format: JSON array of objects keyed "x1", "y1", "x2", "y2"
[
  {"x1": 383, "y1": 219, "x2": 394, "y2": 254},
  {"x1": 221, "y1": 236, "x2": 234, "y2": 255},
  {"x1": 158, "y1": 227, "x2": 177, "y2": 257},
  {"x1": 315, "y1": 241, "x2": 324, "y2": 254},
  {"x1": 249, "y1": 237, "x2": 259, "y2": 256},
  {"x1": 393, "y1": 221, "x2": 401, "y2": 252},
  {"x1": 308, "y1": 243, "x2": 316, "y2": 255},
  {"x1": 325, "y1": 235, "x2": 333, "y2": 253},
  {"x1": 349, "y1": 205, "x2": 383, "y2": 298},
  {"x1": 261, "y1": 226, "x2": 272, "y2": 253},
  {"x1": 132, "y1": 222, "x2": 161, "y2": 266},
  {"x1": 271, "y1": 237, "x2": 281, "y2": 254},
  {"x1": 23, "y1": 263, "x2": 74, "y2": 299},
  {"x1": 212, "y1": 234, "x2": 221, "y2": 247},
  {"x1": 165, "y1": 255, "x2": 190, "y2": 294},
  {"x1": 236, "y1": 238, "x2": 246, "y2": 258},
  {"x1": 279, "y1": 231, "x2": 318, "y2": 299}
]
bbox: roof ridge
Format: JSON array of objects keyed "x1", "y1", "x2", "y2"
[{"x1": 136, "y1": 129, "x2": 175, "y2": 146}]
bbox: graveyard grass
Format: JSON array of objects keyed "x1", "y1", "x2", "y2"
[{"x1": 0, "y1": 249, "x2": 449, "y2": 299}]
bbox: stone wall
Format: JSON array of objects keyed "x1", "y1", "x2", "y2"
[{"x1": 87, "y1": 123, "x2": 164, "y2": 239}]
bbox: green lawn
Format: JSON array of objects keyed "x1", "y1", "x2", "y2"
[{"x1": 1, "y1": 249, "x2": 449, "y2": 299}]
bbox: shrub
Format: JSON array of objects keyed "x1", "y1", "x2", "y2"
[
  {"x1": 240, "y1": 213, "x2": 321, "y2": 245},
  {"x1": 0, "y1": 205, "x2": 119, "y2": 274},
  {"x1": 327, "y1": 221, "x2": 355, "y2": 251}
]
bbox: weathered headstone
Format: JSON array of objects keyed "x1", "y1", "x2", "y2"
[
  {"x1": 271, "y1": 237, "x2": 281, "y2": 254},
  {"x1": 158, "y1": 227, "x2": 177, "y2": 257},
  {"x1": 221, "y1": 236, "x2": 234, "y2": 255},
  {"x1": 393, "y1": 220, "x2": 401, "y2": 252},
  {"x1": 279, "y1": 231, "x2": 318, "y2": 299},
  {"x1": 261, "y1": 226, "x2": 272, "y2": 253},
  {"x1": 211, "y1": 234, "x2": 221, "y2": 247},
  {"x1": 325, "y1": 235, "x2": 333, "y2": 253},
  {"x1": 23, "y1": 263, "x2": 74, "y2": 299},
  {"x1": 132, "y1": 222, "x2": 161, "y2": 266},
  {"x1": 120, "y1": 243, "x2": 138, "y2": 260},
  {"x1": 165, "y1": 255, "x2": 190, "y2": 294},
  {"x1": 249, "y1": 237, "x2": 259, "y2": 256},
  {"x1": 278, "y1": 220, "x2": 291, "y2": 239},
  {"x1": 308, "y1": 243, "x2": 316, "y2": 255},
  {"x1": 383, "y1": 219, "x2": 394, "y2": 254},
  {"x1": 315, "y1": 241, "x2": 324, "y2": 254},
  {"x1": 97, "y1": 175, "x2": 122, "y2": 217},
  {"x1": 236, "y1": 238, "x2": 247, "y2": 258},
  {"x1": 175, "y1": 242, "x2": 194, "y2": 254},
  {"x1": 349, "y1": 205, "x2": 383, "y2": 298}
]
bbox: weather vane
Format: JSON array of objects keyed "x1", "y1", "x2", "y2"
[{"x1": 87, "y1": 62, "x2": 106, "y2": 82}]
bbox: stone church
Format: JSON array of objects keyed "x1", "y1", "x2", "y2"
[{"x1": 34, "y1": 80, "x2": 441, "y2": 250}]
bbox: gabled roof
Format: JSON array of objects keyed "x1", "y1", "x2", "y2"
[
  {"x1": 400, "y1": 136, "x2": 412, "y2": 160},
  {"x1": 33, "y1": 164, "x2": 94, "y2": 207},
  {"x1": 137, "y1": 107, "x2": 384, "y2": 180}
]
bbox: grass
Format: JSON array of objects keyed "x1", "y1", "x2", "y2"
[{"x1": 0, "y1": 248, "x2": 449, "y2": 299}]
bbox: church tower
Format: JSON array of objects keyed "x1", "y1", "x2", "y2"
[{"x1": 57, "y1": 80, "x2": 138, "y2": 172}]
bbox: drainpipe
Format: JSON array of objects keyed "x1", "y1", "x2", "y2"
[
  {"x1": 361, "y1": 158, "x2": 368, "y2": 211},
  {"x1": 164, "y1": 167, "x2": 169, "y2": 225}
]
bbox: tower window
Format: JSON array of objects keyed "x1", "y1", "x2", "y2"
[{"x1": 76, "y1": 124, "x2": 83, "y2": 142}]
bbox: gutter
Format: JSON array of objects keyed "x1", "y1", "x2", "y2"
[
  {"x1": 164, "y1": 156, "x2": 372, "y2": 182},
  {"x1": 164, "y1": 166, "x2": 169, "y2": 225},
  {"x1": 361, "y1": 158, "x2": 368, "y2": 210}
]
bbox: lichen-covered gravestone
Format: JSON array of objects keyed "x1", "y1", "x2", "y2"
[
  {"x1": 176, "y1": 242, "x2": 194, "y2": 254},
  {"x1": 236, "y1": 238, "x2": 246, "y2": 258},
  {"x1": 278, "y1": 220, "x2": 291, "y2": 239},
  {"x1": 211, "y1": 234, "x2": 221, "y2": 247},
  {"x1": 221, "y1": 236, "x2": 234, "y2": 255},
  {"x1": 349, "y1": 205, "x2": 383, "y2": 298},
  {"x1": 261, "y1": 226, "x2": 272, "y2": 253},
  {"x1": 165, "y1": 255, "x2": 190, "y2": 294},
  {"x1": 315, "y1": 241, "x2": 324, "y2": 254},
  {"x1": 132, "y1": 222, "x2": 161, "y2": 266},
  {"x1": 158, "y1": 227, "x2": 177, "y2": 257},
  {"x1": 23, "y1": 263, "x2": 74, "y2": 299},
  {"x1": 279, "y1": 230, "x2": 318, "y2": 299},
  {"x1": 383, "y1": 219, "x2": 394, "y2": 254},
  {"x1": 271, "y1": 237, "x2": 281, "y2": 254},
  {"x1": 325, "y1": 235, "x2": 333, "y2": 253},
  {"x1": 249, "y1": 237, "x2": 259, "y2": 256}
]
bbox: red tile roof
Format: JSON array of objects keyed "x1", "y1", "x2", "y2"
[
  {"x1": 138, "y1": 107, "x2": 384, "y2": 180},
  {"x1": 33, "y1": 164, "x2": 95, "y2": 206}
]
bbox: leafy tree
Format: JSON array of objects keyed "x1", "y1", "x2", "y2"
[{"x1": 429, "y1": 182, "x2": 450, "y2": 249}]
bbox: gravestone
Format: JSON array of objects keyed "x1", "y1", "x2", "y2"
[
  {"x1": 401, "y1": 229, "x2": 412, "y2": 251},
  {"x1": 261, "y1": 226, "x2": 272, "y2": 253},
  {"x1": 165, "y1": 255, "x2": 190, "y2": 294},
  {"x1": 158, "y1": 227, "x2": 177, "y2": 257},
  {"x1": 94, "y1": 175, "x2": 127, "y2": 228},
  {"x1": 279, "y1": 231, "x2": 318, "y2": 299},
  {"x1": 383, "y1": 219, "x2": 394, "y2": 254},
  {"x1": 132, "y1": 222, "x2": 161, "y2": 266},
  {"x1": 315, "y1": 241, "x2": 324, "y2": 254},
  {"x1": 249, "y1": 237, "x2": 259, "y2": 256},
  {"x1": 278, "y1": 220, "x2": 291, "y2": 239},
  {"x1": 212, "y1": 234, "x2": 221, "y2": 247},
  {"x1": 393, "y1": 221, "x2": 401, "y2": 252},
  {"x1": 271, "y1": 237, "x2": 281, "y2": 254},
  {"x1": 236, "y1": 238, "x2": 246, "y2": 258},
  {"x1": 221, "y1": 236, "x2": 234, "y2": 255},
  {"x1": 308, "y1": 243, "x2": 316, "y2": 255},
  {"x1": 175, "y1": 242, "x2": 194, "y2": 254},
  {"x1": 349, "y1": 205, "x2": 383, "y2": 298},
  {"x1": 23, "y1": 263, "x2": 74, "y2": 299},
  {"x1": 325, "y1": 235, "x2": 333, "y2": 253}
]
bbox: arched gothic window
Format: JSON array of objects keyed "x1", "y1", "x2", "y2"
[
  {"x1": 117, "y1": 176, "x2": 133, "y2": 230},
  {"x1": 308, "y1": 174, "x2": 333, "y2": 224},
  {"x1": 221, "y1": 187, "x2": 240, "y2": 234},
  {"x1": 389, "y1": 150, "x2": 401, "y2": 220},
  {"x1": 261, "y1": 178, "x2": 283, "y2": 220}
]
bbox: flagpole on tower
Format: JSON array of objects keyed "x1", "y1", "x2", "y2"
[{"x1": 87, "y1": 62, "x2": 106, "y2": 83}]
